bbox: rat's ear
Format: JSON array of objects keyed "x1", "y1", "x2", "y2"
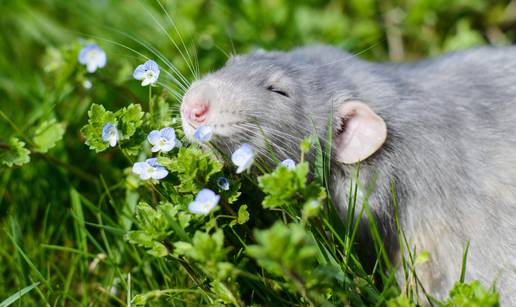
[{"x1": 333, "y1": 101, "x2": 387, "y2": 164}]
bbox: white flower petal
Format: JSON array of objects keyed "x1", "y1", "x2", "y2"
[
  {"x1": 141, "y1": 78, "x2": 151, "y2": 87},
  {"x1": 236, "y1": 158, "x2": 253, "y2": 174},
  {"x1": 194, "y1": 125, "x2": 213, "y2": 142},
  {"x1": 232, "y1": 144, "x2": 254, "y2": 173},
  {"x1": 108, "y1": 135, "x2": 117, "y2": 147},
  {"x1": 151, "y1": 167, "x2": 168, "y2": 180},
  {"x1": 159, "y1": 142, "x2": 175, "y2": 153},
  {"x1": 147, "y1": 130, "x2": 161, "y2": 145},
  {"x1": 132, "y1": 162, "x2": 148, "y2": 175},
  {"x1": 86, "y1": 62, "x2": 97, "y2": 73},
  {"x1": 280, "y1": 158, "x2": 296, "y2": 170}
]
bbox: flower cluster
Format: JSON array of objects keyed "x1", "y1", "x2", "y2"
[{"x1": 85, "y1": 49, "x2": 259, "y2": 216}]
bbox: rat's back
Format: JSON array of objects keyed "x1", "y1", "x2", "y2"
[{"x1": 294, "y1": 45, "x2": 516, "y2": 303}]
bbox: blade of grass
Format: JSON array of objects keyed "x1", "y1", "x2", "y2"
[{"x1": 0, "y1": 282, "x2": 40, "y2": 307}]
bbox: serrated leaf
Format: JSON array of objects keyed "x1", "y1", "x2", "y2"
[
  {"x1": 258, "y1": 162, "x2": 325, "y2": 209},
  {"x1": 446, "y1": 280, "x2": 499, "y2": 307},
  {"x1": 163, "y1": 147, "x2": 223, "y2": 193},
  {"x1": 174, "y1": 230, "x2": 227, "y2": 263},
  {"x1": 115, "y1": 104, "x2": 144, "y2": 140},
  {"x1": 1, "y1": 137, "x2": 30, "y2": 167},
  {"x1": 80, "y1": 104, "x2": 116, "y2": 152},
  {"x1": 247, "y1": 222, "x2": 318, "y2": 277},
  {"x1": 33, "y1": 119, "x2": 65, "y2": 153}
]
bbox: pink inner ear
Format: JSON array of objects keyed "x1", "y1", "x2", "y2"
[{"x1": 334, "y1": 101, "x2": 387, "y2": 164}]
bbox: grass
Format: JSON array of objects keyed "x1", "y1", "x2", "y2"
[{"x1": 0, "y1": 0, "x2": 511, "y2": 305}]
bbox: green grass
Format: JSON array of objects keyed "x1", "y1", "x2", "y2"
[{"x1": 0, "y1": 0, "x2": 511, "y2": 305}]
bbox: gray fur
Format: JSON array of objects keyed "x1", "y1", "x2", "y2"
[{"x1": 180, "y1": 45, "x2": 516, "y2": 304}]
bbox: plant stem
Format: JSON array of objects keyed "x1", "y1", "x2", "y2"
[{"x1": 149, "y1": 86, "x2": 154, "y2": 115}]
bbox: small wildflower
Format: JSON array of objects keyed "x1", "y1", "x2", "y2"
[
  {"x1": 232, "y1": 143, "x2": 255, "y2": 174},
  {"x1": 216, "y1": 176, "x2": 230, "y2": 191},
  {"x1": 133, "y1": 60, "x2": 160, "y2": 86},
  {"x1": 82, "y1": 79, "x2": 92, "y2": 90},
  {"x1": 132, "y1": 158, "x2": 168, "y2": 180},
  {"x1": 147, "y1": 127, "x2": 179, "y2": 153},
  {"x1": 102, "y1": 123, "x2": 119, "y2": 147},
  {"x1": 78, "y1": 44, "x2": 106, "y2": 73},
  {"x1": 194, "y1": 125, "x2": 213, "y2": 143},
  {"x1": 280, "y1": 158, "x2": 296, "y2": 170},
  {"x1": 188, "y1": 188, "x2": 220, "y2": 214}
]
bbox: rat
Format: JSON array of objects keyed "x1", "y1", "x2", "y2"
[{"x1": 180, "y1": 45, "x2": 516, "y2": 304}]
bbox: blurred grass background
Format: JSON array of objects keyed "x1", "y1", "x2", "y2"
[{"x1": 1, "y1": 0, "x2": 515, "y2": 305}]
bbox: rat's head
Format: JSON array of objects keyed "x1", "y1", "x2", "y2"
[{"x1": 180, "y1": 49, "x2": 387, "y2": 167}]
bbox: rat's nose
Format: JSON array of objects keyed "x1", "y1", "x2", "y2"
[{"x1": 183, "y1": 101, "x2": 209, "y2": 124}]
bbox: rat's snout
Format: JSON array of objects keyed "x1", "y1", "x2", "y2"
[
  {"x1": 183, "y1": 100, "x2": 209, "y2": 124},
  {"x1": 181, "y1": 81, "x2": 215, "y2": 126}
]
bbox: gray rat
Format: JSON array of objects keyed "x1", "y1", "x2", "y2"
[{"x1": 180, "y1": 45, "x2": 516, "y2": 304}]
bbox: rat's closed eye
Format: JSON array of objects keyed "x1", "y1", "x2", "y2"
[{"x1": 266, "y1": 85, "x2": 289, "y2": 98}]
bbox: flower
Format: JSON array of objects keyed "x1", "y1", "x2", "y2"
[
  {"x1": 216, "y1": 176, "x2": 230, "y2": 191},
  {"x1": 280, "y1": 158, "x2": 296, "y2": 170},
  {"x1": 147, "y1": 127, "x2": 180, "y2": 153},
  {"x1": 188, "y1": 188, "x2": 220, "y2": 214},
  {"x1": 132, "y1": 158, "x2": 168, "y2": 180},
  {"x1": 231, "y1": 143, "x2": 255, "y2": 174},
  {"x1": 78, "y1": 44, "x2": 106, "y2": 73},
  {"x1": 133, "y1": 60, "x2": 160, "y2": 86},
  {"x1": 102, "y1": 123, "x2": 119, "y2": 147},
  {"x1": 194, "y1": 125, "x2": 213, "y2": 143}
]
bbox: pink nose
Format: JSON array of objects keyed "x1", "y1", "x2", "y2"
[{"x1": 184, "y1": 102, "x2": 209, "y2": 123}]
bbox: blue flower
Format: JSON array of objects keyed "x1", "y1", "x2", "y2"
[
  {"x1": 78, "y1": 44, "x2": 106, "y2": 73},
  {"x1": 132, "y1": 158, "x2": 168, "y2": 180},
  {"x1": 188, "y1": 188, "x2": 220, "y2": 214},
  {"x1": 216, "y1": 176, "x2": 230, "y2": 191},
  {"x1": 147, "y1": 127, "x2": 180, "y2": 153},
  {"x1": 133, "y1": 60, "x2": 160, "y2": 86},
  {"x1": 280, "y1": 158, "x2": 296, "y2": 170},
  {"x1": 194, "y1": 125, "x2": 213, "y2": 143},
  {"x1": 231, "y1": 143, "x2": 255, "y2": 174},
  {"x1": 102, "y1": 123, "x2": 119, "y2": 147}
]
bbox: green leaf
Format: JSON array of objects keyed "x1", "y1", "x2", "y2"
[
  {"x1": 32, "y1": 119, "x2": 65, "y2": 153},
  {"x1": 258, "y1": 162, "x2": 325, "y2": 209},
  {"x1": 80, "y1": 103, "x2": 144, "y2": 153},
  {"x1": 124, "y1": 230, "x2": 169, "y2": 257},
  {"x1": 236, "y1": 205, "x2": 250, "y2": 224},
  {"x1": 80, "y1": 104, "x2": 116, "y2": 152},
  {"x1": 115, "y1": 103, "x2": 144, "y2": 141},
  {"x1": 247, "y1": 222, "x2": 318, "y2": 277},
  {"x1": 446, "y1": 280, "x2": 499, "y2": 307},
  {"x1": 160, "y1": 147, "x2": 223, "y2": 193},
  {"x1": 173, "y1": 230, "x2": 227, "y2": 263},
  {"x1": 1, "y1": 137, "x2": 30, "y2": 167}
]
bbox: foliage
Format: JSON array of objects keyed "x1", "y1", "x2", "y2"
[{"x1": 0, "y1": 0, "x2": 513, "y2": 306}]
